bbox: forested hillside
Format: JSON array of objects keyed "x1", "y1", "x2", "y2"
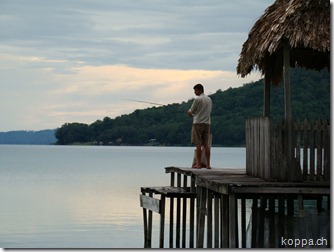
[
  {"x1": 55, "y1": 68, "x2": 330, "y2": 146},
  {"x1": 0, "y1": 130, "x2": 56, "y2": 145}
]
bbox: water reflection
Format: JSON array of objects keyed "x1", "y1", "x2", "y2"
[{"x1": 0, "y1": 145, "x2": 245, "y2": 248}]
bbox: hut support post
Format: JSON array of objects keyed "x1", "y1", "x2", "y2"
[
  {"x1": 283, "y1": 41, "x2": 294, "y2": 180},
  {"x1": 263, "y1": 76, "x2": 270, "y2": 117}
]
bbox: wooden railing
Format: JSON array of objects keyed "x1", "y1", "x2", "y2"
[{"x1": 246, "y1": 117, "x2": 330, "y2": 181}]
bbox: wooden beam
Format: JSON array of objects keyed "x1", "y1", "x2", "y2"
[
  {"x1": 221, "y1": 194, "x2": 229, "y2": 248},
  {"x1": 228, "y1": 194, "x2": 237, "y2": 248},
  {"x1": 283, "y1": 40, "x2": 296, "y2": 181},
  {"x1": 207, "y1": 190, "x2": 213, "y2": 248},
  {"x1": 196, "y1": 186, "x2": 207, "y2": 248},
  {"x1": 283, "y1": 41, "x2": 291, "y2": 122},
  {"x1": 159, "y1": 195, "x2": 166, "y2": 248},
  {"x1": 231, "y1": 186, "x2": 330, "y2": 195},
  {"x1": 140, "y1": 194, "x2": 161, "y2": 213},
  {"x1": 264, "y1": 76, "x2": 271, "y2": 117}
]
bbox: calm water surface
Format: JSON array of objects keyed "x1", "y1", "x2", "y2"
[{"x1": 0, "y1": 145, "x2": 245, "y2": 248}]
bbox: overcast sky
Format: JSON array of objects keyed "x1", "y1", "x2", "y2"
[{"x1": 0, "y1": 0, "x2": 275, "y2": 131}]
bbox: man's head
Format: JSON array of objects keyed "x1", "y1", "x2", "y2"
[{"x1": 193, "y1": 83, "x2": 204, "y2": 96}]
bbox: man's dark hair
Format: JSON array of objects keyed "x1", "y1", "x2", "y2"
[{"x1": 193, "y1": 83, "x2": 204, "y2": 92}]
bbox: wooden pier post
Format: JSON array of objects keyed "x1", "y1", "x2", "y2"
[
  {"x1": 251, "y1": 198, "x2": 258, "y2": 247},
  {"x1": 196, "y1": 186, "x2": 207, "y2": 248},
  {"x1": 214, "y1": 193, "x2": 220, "y2": 248},
  {"x1": 169, "y1": 172, "x2": 174, "y2": 247},
  {"x1": 182, "y1": 175, "x2": 187, "y2": 248},
  {"x1": 176, "y1": 173, "x2": 181, "y2": 247},
  {"x1": 159, "y1": 195, "x2": 166, "y2": 248},
  {"x1": 207, "y1": 190, "x2": 213, "y2": 248},
  {"x1": 241, "y1": 198, "x2": 247, "y2": 248},
  {"x1": 221, "y1": 194, "x2": 229, "y2": 248},
  {"x1": 229, "y1": 193, "x2": 237, "y2": 248},
  {"x1": 189, "y1": 175, "x2": 196, "y2": 248}
]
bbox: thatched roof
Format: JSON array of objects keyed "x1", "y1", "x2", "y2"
[{"x1": 237, "y1": 0, "x2": 330, "y2": 86}]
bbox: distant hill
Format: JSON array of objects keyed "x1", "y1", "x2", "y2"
[
  {"x1": 0, "y1": 129, "x2": 56, "y2": 145},
  {"x1": 54, "y1": 68, "x2": 330, "y2": 147}
]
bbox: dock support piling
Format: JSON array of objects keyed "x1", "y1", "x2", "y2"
[
  {"x1": 228, "y1": 193, "x2": 237, "y2": 248},
  {"x1": 159, "y1": 195, "x2": 166, "y2": 248},
  {"x1": 221, "y1": 194, "x2": 229, "y2": 248},
  {"x1": 182, "y1": 175, "x2": 188, "y2": 248},
  {"x1": 214, "y1": 193, "x2": 220, "y2": 248},
  {"x1": 197, "y1": 186, "x2": 207, "y2": 248},
  {"x1": 207, "y1": 190, "x2": 213, "y2": 248}
]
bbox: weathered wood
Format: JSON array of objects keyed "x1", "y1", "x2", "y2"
[
  {"x1": 197, "y1": 186, "x2": 207, "y2": 248},
  {"x1": 214, "y1": 194, "x2": 220, "y2": 248},
  {"x1": 182, "y1": 175, "x2": 187, "y2": 248},
  {"x1": 141, "y1": 167, "x2": 330, "y2": 248},
  {"x1": 277, "y1": 196, "x2": 285, "y2": 243},
  {"x1": 258, "y1": 198, "x2": 266, "y2": 248},
  {"x1": 254, "y1": 118, "x2": 259, "y2": 177},
  {"x1": 229, "y1": 193, "x2": 237, "y2": 248},
  {"x1": 298, "y1": 195, "x2": 305, "y2": 217},
  {"x1": 246, "y1": 118, "x2": 330, "y2": 182},
  {"x1": 302, "y1": 119, "x2": 308, "y2": 180},
  {"x1": 169, "y1": 174, "x2": 175, "y2": 247},
  {"x1": 316, "y1": 119, "x2": 323, "y2": 180},
  {"x1": 169, "y1": 197, "x2": 174, "y2": 248},
  {"x1": 295, "y1": 120, "x2": 301, "y2": 170},
  {"x1": 207, "y1": 190, "x2": 213, "y2": 248},
  {"x1": 251, "y1": 198, "x2": 258, "y2": 247},
  {"x1": 264, "y1": 118, "x2": 271, "y2": 180},
  {"x1": 323, "y1": 120, "x2": 330, "y2": 181},
  {"x1": 278, "y1": 121, "x2": 287, "y2": 180},
  {"x1": 283, "y1": 40, "x2": 295, "y2": 182},
  {"x1": 241, "y1": 198, "x2": 246, "y2": 248},
  {"x1": 176, "y1": 173, "x2": 181, "y2": 248},
  {"x1": 246, "y1": 119, "x2": 250, "y2": 175},
  {"x1": 140, "y1": 194, "x2": 161, "y2": 213},
  {"x1": 263, "y1": 76, "x2": 271, "y2": 117},
  {"x1": 268, "y1": 197, "x2": 275, "y2": 247},
  {"x1": 141, "y1": 181, "x2": 197, "y2": 248},
  {"x1": 159, "y1": 195, "x2": 166, "y2": 248},
  {"x1": 142, "y1": 191, "x2": 149, "y2": 248},
  {"x1": 231, "y1": 186, "x2": 330, "y2": 195},
  {"x1": 310, "y1": 121, "x2": 315, "y2": 180},
  {"x1": 170, "y1": 172, "x2": 175, "y2": 186},
  {"x1": 189, "y1": 175, "x2": 196, "y2": 248},
  {"x1": 221, "y1": 194, "x2": 229, "y2": 248}
]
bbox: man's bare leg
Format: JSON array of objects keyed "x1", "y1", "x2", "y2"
[
  {"x1": 193, "y1": 144, "x2": 202, "y2": 168},
  {"x1": 204, "y1": 145, "x2": 211, "y2": 169}
]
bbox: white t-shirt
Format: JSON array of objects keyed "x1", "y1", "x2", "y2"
[{"x1": 188, "y1": 93, "x2": 212, "y2": 124}]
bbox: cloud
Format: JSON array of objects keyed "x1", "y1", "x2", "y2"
[
  {"x1": 1, "y1": 0, "x2": 274, "y2": 70},
  {"x1": 0, "y1": 0, "x2": 273, "y2": 131},
  {"x1": 0, "y1": 55, "x2": 261, "y2": 131}
]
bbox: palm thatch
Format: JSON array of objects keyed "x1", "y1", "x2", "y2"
[{"x1": 237, "y1": 0, "x2": 330, "y2": 86}]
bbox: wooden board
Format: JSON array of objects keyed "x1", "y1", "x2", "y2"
[{"x1": 140, "y1": 194, "x2": 161, "y2": 213}]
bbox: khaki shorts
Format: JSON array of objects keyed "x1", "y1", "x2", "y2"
[{"x1": 191, "y1": 123, "x2": 210, "y2": 146}]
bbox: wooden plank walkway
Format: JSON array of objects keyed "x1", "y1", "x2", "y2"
[{"x1": 165, "y1": 166, "x2": 330, "y2": 194}]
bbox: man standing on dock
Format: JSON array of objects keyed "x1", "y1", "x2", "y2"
[{"x1": 187, "y1": 83, "x2": 212, "y2": 169}]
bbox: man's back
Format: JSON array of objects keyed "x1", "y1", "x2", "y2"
[{"x1": 190, "y1": 93, "x2": 212, "y2": 124}]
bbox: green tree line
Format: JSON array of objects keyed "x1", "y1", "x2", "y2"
[{"x1": 55, "y1": 68, "x2": 330, "y2": 146}]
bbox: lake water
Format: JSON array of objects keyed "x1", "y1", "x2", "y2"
[{"x1": 0, "y1": 145, "x2": 245, "y2": 248}]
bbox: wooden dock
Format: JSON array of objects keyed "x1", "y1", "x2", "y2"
[{"x1": 140, "y1": 166, "x2": 330, "y2": 248}]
